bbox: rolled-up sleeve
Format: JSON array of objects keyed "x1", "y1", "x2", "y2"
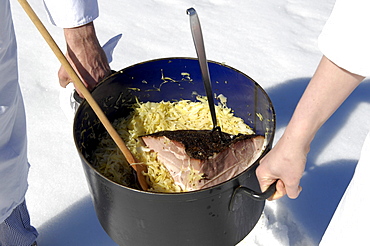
[
  {"x1": 318, "y1": 0, "x2": 370, "y2": 77},
  {"x1": 43, "y1": 0, "x2": 99, "y2": 28}
]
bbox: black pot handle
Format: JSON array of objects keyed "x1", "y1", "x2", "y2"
[{"x1": 229, "y1": 181, "x2": 277, "y2": 211}]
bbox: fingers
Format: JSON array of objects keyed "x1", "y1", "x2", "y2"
[
  {"x1": 267, "y1": 180, "x2": 286, "y2": 200},
  {"x1": 262, "y1": 179, "x2": 302, "y2": 201},
  {"x1": 256, "y1": 161, "x2": 303, "y2": 201}
]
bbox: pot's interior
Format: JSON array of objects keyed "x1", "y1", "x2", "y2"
[{"x1": 74, "y1": 57, "x2": 275, "y2": 192}]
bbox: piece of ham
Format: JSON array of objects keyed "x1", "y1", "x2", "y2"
[{"x1": 140, "y1": 130, "x2": 265, "y2": 191}]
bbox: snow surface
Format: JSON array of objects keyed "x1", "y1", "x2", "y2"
[{"x1": 9, "y1": 0, "x2": 370, "y2": 245}]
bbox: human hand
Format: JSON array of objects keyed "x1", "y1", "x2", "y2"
[
  {"x1": 59, "y1": 22, "x2": 111, "y2": 97},
  {"x1": 256, "y1": 135, "x2": 306, "y2": 200}
]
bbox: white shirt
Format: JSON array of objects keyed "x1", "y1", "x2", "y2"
[
  {"x1": 43, "y1": 0, "x2": 99, "y2": 28},
  {"x1": 318, "y1": 0, "x2": 370, "y2": 77}
]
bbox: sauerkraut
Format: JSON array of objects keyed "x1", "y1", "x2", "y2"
[{"x1": 93, "y1": 95, "x2": 254, "y2": 192}]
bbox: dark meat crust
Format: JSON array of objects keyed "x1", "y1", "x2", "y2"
[{"x1": 142, "y1": 130, "x2": 261, "y2": 160}]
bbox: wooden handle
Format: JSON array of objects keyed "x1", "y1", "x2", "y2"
[{"x1": 18, "y1": 0, "x2": 148, "y2": 190}]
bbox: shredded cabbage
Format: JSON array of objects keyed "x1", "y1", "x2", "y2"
[{"x1": 93, "y1": 96, "x2": 254, "y2": 192}]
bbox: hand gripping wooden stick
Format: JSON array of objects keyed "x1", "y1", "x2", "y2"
[{"x1": 18, "y1": 0, "x2": 148, "y2": 190}]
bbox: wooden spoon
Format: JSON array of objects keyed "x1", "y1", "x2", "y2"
[{"x1": 18, "y1": 0, "x2": 148, "y2": 191}]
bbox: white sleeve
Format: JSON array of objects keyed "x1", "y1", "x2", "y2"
[
  {"x1": 43, "y1": 0, "x2": 99, "y2": 28},
  {"x1": 318, "y1": 0, "x2": 370, "y2": 77}
]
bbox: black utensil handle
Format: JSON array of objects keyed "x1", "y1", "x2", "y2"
[{"x1": 229, "y1": 181, "x2": 277, "y2": 211}]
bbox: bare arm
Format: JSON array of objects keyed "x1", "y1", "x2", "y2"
[
  {"x1": 58, "y1": 22, "x2": 111, "y2": 96},
  {"x1": 257, "y1": 55, "x2": 364, "y2": 200}
]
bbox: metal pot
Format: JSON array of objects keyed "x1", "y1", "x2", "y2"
[{"x1": 73, "y1": 57, "x2": 276, "y2": 246}]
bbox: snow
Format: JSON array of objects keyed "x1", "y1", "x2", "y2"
[{"x1": 8, "y1": 0, "x2": 370, "y2": 245}]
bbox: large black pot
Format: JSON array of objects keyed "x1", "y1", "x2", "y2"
[{"x1": 73, "y1": 58, "x2": 276, "y2": 246}]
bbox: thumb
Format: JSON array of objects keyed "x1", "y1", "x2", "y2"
[
  {"x1": 285, "y1": 184, "x2": 303, "y2": 199},
  {"x1": 58, "y1": 66, "x2": 72, "y2": 88}
]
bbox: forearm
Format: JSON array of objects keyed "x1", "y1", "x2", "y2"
[
  {"x1": 283, "y1": 56, "x2": 364, "y2": 151},
  {"x1": 59, "y1": 22, "x2": 110, "y2": 92}
]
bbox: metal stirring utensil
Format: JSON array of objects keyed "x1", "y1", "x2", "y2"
[{"x1": 187, "y1": 8, "x2": 220, "y2": 132}]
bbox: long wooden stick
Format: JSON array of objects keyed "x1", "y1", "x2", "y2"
[{"x1": 18, "y1": 0, "x2": 148, "y2": 190}]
